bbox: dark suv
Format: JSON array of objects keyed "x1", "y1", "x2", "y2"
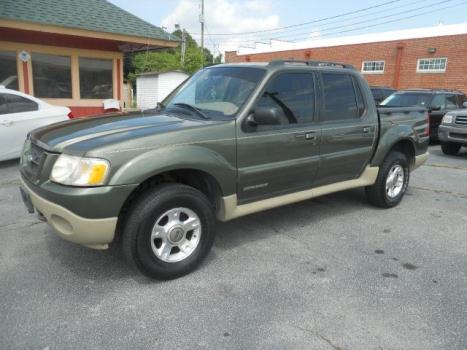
[
  {"x1": 370, "y1": 86, "x2": 396, "y2": 105},
  {"x1": 380, "y1": 89, "x2": 465, "y2": 141}
]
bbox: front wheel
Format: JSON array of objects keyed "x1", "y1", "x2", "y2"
[
  {"x1": 122, "y1": 183, "x2": 216, "y2": 279},
  {"x1": 366, "y1": 151, "x2": 409, "y2": 208},
  {"x1": 441, "y1": 142, "x2": 461, "y2": 155}
]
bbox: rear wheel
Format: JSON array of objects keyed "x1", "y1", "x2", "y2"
[
  {"x1": 122, "y1": 183, "x2": 215, "y2": 279},
  {"x1": 441, "y1": 142, "x2": 461, "y2": 155},
  {"x1": 366, "y1": 151, "x2": 409, "y2": 208}
]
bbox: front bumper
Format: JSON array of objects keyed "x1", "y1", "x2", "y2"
[
  {"x1": 21, "y1": 178, "x2": 118, "y2": 249},
  {"x1": 438, "y1": 125, "x2": 467, "y2": 144}
]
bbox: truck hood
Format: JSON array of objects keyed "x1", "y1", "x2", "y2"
[{"x1": 30, "y1": 111, "x2": 212, "y2": 154}]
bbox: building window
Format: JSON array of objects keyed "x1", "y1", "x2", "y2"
[
  {"x1": 79, "y1": 58, "x2": 113, "y2": 99},
  {"x1": 32, "y1": 53, "x2": 72, "y2": 98},
  {"x1": 361, "y1": 61, "x2": 385, "y2": 74},
  {"x1": 417, "y1": 58, "x2": 447, "y2": 73},
  {"x1": 0, "y1": 51, "x2": 19, "y2": 90}
]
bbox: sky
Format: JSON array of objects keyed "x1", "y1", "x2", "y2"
[{"x1": 108, "y1": 0, "x2": 467, "y2": 55}]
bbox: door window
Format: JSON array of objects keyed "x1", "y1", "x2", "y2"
[
  {"x1": 256, "y1": 73, "x2": 315, "y2": 128},
  {"x1": 321, "y1": 73, "x2": 360, "y2": 121},
  {"x1": 4, "y1": 94, "x2": 38, "y2": 114}
]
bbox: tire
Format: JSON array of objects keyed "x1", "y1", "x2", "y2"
[
  {"x1": 441, "y1": 142, "x2": 461, "y2": 156},
  {"x1": 365, "y1": 151, "x2": 409, "y2": 208},
  {"x1": 122, "y1": 183, "x2": 215, "y2": 280}
]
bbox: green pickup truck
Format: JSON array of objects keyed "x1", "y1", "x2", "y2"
[{"x1": 20, "y1": 60, "x2": 429, "y2": 279}]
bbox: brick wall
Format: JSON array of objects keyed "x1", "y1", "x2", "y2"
[{"x1": 225, "y1": 34, "x2": 467, "y2": 93}]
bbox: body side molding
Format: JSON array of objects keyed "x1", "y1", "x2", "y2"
[{"x1": 217, "y1": 165, "x2": 379, "y2": 221}]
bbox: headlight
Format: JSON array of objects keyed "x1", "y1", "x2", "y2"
[
  {"x1": 50, "y1": 154, "x2": 110, "y2": 186},
  {"x1": 442, "y1": 114, "x2": 453, "y2": 124}
]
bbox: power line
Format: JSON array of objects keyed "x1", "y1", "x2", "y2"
[
  {"x1": 192, "y1": 0, "x2": 431, "y2": 42},
  {"x1": 192, "y1": 0, "x2": 428, "y2": 41},
  {"x1": 254, "y1": 0, "x2": 456, "y2": 42},
  {"x1": 191, "y1": 0, "x2": 402, "y2": 36},
  {"x1": 270, "y1": 0, "x2": 467, "y2": 42},
  {"x1": 202, "y1": 0, "x2": 465, "y2": 46}
]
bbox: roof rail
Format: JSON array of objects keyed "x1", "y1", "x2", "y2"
[
  {"x1": 268, "y1": 59, "x2": 355, "y2": 70},
  {"x1": 404, "y1": 88, "x2": 465, "y2": 94}
]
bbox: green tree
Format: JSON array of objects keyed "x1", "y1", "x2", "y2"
[{"x1": 128, "y1": 29, "x2": 220, "y2": 81}]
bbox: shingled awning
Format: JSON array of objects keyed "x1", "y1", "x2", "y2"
[{"x1": 0, "y1": 0, "x2": 179, "y2": 50}]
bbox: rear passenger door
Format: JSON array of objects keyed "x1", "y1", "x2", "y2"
[{"x1": 315, "y1": 72, "x2": 377, "y2": 186}]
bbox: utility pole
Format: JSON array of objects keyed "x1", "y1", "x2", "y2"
[
  {"x1": 200, "y1": 0, "x2": 205, "y2": 67},
  {"x1": 180, "y1": 29, "x2": 186, "y2": 66}
]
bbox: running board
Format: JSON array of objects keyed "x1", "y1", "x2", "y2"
[{"x1": 217, "y1": 166, "x2": 379, "y2": 221}]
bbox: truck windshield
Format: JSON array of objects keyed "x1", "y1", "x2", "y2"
[
  {"x1": 380, "y1": 92, "x2": 432, "y2": 107},
  {"x1": 163, "y1": 66, "x2": 265, "y2": 119}
]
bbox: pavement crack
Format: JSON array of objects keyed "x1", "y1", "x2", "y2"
[
  {"x1": 424, "y1": 163, "x2": 467, "y2": 171},
  {"x1": 0, "y1": 179, "x2": 21, "y2": 187},
  {"x1": 0, "y1": 221, "x2": 43, "y2": 231},
  {"x1": 294, "y1": 325, "x2": 347, "y2": 350},
  {"x1": 410, "y1": 186, "x2": 467, "y2": 197}
]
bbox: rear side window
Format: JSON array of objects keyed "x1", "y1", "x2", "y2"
[
  {"x1": 321, "y1": 73, "x2": 360, "y2": 121},
  {"x1": 445, "y1": 94, "x2": 458, "y2": 109},
  {"x1": 257, "y1": 73, "x2": 315, "y2": 126},
  {"x1": 4, "y1": 93, "x2": 38, "y2": 113},
  {"x1": 430, "y1": 94, "x2": 446, "y2": 109},
  {"x1": 370, "y1": 88, "x2": 382, "y2": 101}
]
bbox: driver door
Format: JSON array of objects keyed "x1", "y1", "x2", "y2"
[{"x1": 236, "y1": 72, "x2": 321, "y2": 203}]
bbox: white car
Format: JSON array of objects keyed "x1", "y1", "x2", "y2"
[{"x1": 0, "y1": 86, "x2": 72, "y2": 161}]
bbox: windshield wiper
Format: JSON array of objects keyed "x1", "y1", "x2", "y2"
[{"x1": 173, "y1": 103, "x2": 210, "y2": 120}]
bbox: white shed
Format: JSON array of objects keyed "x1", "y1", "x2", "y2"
[{"x1": 136, "y1": 71, "x2": 189, "y2": 110}]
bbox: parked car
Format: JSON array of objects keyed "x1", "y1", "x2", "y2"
[
  {"x1": 370, "y1": 86, "x2": 396, "y2": 105},
  {"x1": 438, "y1": 108, "x2": 467, "y2": 155},
  {"x1": 0, "y1": 85, "x2": 72, "y2": 161},
  {"x1": 19, "y1": 60, "x2": 429, "y2": 279},
  {"x1": 380, "y1": 89, "x2": 465, "y2": 141}
]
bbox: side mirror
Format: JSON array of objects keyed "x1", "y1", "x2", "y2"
[
  {"x1": 463, "y1": 101, "x2": 467, "y2": 108},
  {"x1": 247, "y1": 107, "x2": 282, "y2": 127}
]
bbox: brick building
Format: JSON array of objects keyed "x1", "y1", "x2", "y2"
[{"x1": 225, "y1": 23, "x2": 467, "y2": 93}]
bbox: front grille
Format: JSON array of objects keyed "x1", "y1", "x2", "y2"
[
  {"x1": 21, "y1": 142, "x2": 47, "y2": 182},
  {"x1": 455, "y1": 116, "x2": 467, "y2": 125}
]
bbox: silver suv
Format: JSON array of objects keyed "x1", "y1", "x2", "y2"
[{"x1": 438, "y1": 108, "x2": 467, "y2": 155}]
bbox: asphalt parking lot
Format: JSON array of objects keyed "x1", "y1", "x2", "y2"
[{"x1": 1, "y1": 145, "x2": 466, "y2": 350}]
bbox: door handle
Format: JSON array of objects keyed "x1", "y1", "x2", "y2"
[
  {"x1": 0, "y1": 120, "x2": 13, "y2": 126},
  {"x1": 362, "y1": 126, "x2": 371, "y2": 133}
]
